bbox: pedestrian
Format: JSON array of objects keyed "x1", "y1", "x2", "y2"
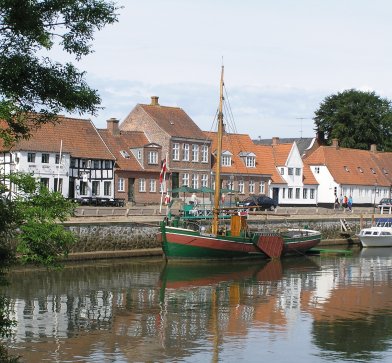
[
  {"x1": 339, "y1": 194, "x2": 343, "y2": 209},
  {"x1": 343, "y1": 195, "x2": 348, "y2": 210},
  {"x1": 334, "y1": 194, "x2": 339, "y2": 210},
  {"x1": 348, "y1": 195, "x2": 353, "y2": 212}
]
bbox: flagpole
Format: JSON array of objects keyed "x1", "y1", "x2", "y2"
[
  {"x1": 57, "y1": 140, "x2": 63, "y2": 193},
  {"x1": 159, "y1": 153, "x2": 168, "y2": 213}
]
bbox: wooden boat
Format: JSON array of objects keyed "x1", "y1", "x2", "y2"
[
  {"x1": 357, "y1": 218, "x2": 392, "y2": 248},
  {"x1": 159, "y1": 66, "x2": 321, "y2": 261}
]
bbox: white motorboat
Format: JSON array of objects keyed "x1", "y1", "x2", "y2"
[{"x1": 358, "y1": 219, "x2": 392, "y2": 248}]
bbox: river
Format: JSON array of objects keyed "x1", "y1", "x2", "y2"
[{"x1": 2, "y1": 248, "x2": 392, "y2": 362}]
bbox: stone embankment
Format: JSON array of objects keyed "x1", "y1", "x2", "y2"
[{"x1": 62, "y1": 205, "x2": 383, "y2": 261}]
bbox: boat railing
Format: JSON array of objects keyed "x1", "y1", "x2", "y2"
[{"x1": 375, "y1": 218, "x2": 392, "y2": 227}]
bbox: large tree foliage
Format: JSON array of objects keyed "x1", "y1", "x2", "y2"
[
  {"x1": 313, "y1": 89, "x2": 392, "y2": 151},
  {"x1": 0, "y1": 0, "x2": 119, "y2": 145}
]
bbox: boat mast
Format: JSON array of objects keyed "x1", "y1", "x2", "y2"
[{"x1": 212, "y1": 66, "x2": 224, "y2": 235}]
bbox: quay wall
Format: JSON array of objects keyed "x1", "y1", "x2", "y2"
[{"x1": 64, "y1": 216, "x2": 369, "y2": 259}]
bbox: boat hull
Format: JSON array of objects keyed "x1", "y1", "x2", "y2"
[
  {"x1": 159, "y1": 226, "x2": 321, "y2": 260},
  {"x1": 358, "y1": 225, "x2": 392, "y2": 248}
]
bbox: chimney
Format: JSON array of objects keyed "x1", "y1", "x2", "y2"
[
  {"x1": 107, "y1": 117, "x2": 120, "y2": 136},
  {"x1": 272, "y1": 137, "x2": 279, "y2": 146},
  {"x1": 151, "y1": 96, "x2": 159, "y2": 106},
  {"x1": 316, "y1": 130, "x2": 325, "y2": 144},
  {"x1": 332, "y1": 138, "x2": 339, "y2": 148},
  {"x1": 370, "y1": 144, "x2": 377, "y2": 153}
]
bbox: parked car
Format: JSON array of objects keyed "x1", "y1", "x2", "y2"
[{"x1": 238, "y1": 195, "x2": 278, "y2": 211}]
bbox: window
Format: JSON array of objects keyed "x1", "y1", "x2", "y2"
[
  {"x1": 295, "y1": 188, "x2": 300, "y2": 199},
  {"x1": 192, "y1": 144, "x2": 199, "y2": 162},
  {"x1": 137, "y1": 150, "x2": 142, "y2": 159},
  {"x1": 238, "y1": 180, "x2": 244, "y2": 194},
  {"x1": 310, "y1": 188, "x2": 315, "y2": 199},
  {"x1": 92, "y1": 181, "x2": 100, "y2": 196},
  {"x1": 41, "y1": 153, "x2": 49, "y2": 163},
  {"x1": 280, "y1": 168, "x2": 284, "y2": 175},
  {"x1": 39, "y1": 178, "x2": 49, "y2": 188},
  {"x1": 295, "y1": 168, "x2": 301, "y2": 176},
  {"x1": 315, "y1": 167, "x2": 320, "y2": 174},
  {"x1": 150, "y1": 179, "x2": 156, "y2": 192},
  {"x1": 93, "y1": 160, "x2": 100, "y2": 168},
  {"x1": 139, "y1": 178, "x2": 146, "y2": 192},
  {"x1": 104, "y1": 181, "x2": 111, "y2": 196},
  {"x1": 246, "y1": 156, "x2": 256, "y2": 167},
  {"x1": 183, "y1": 143, "x2": 190, "y2": 161},
  {"x1": 182, "y1": 173, "x2": 189, "y2": 187},
  {"x1": 288, "y1": 168, "x2": 293, "y2": 175},
  {"x1": 227, "y1": 180, "x2": 234, "y2": 191},
  {"x1": 222, "y1": 154, "x2": 232, "y2": 166},
  {"x1": 81, "y1": 159, "x2": 87, "y2": 168},
  {"x1": 370, "y1": 168, "x2": 376, "y2": 174},
  {"x1": 172, "y1": 143, "x2": 180, "y2": 161},
  {"x1": 27, "y1": 152, "x2": 36, "y2": 163},
  {"x1": 104, "y1": 160, "x2": 111, "y2": 169},
  {"x1": 249, "y1": 180, "x2": 255, "y2": 194},
  {"x1": 282, "y1": 188, "x2": 286, "y2": 199},
  {"x1": 55, "y1": 154, "x2": 62, "y2": 164},
  {"x1": 201, "y1": 174, "x2": 208, "y2": 187},
  {"x1": 288, "y1": 188, "x2": 293, "y2": 199},
  {"x1": 259, "y1": 181, "x2": 265, "y2": 194},
  {"x1": 120, "y1": 150, "x2": 130, "y2": 158},
  {"x1": 201, "y1": 145, "x2": 209, "y2": 163},
  {"x1": 303, "y1": 188, "x2": 308, "y2": 199},
  {"x1": 192, "y1": 174, "x2": 199, "y2": 189},
  {"x1": 54, "y1": 178, "x2": 63, "y2": 193},
  {"x1": 80, "y1": 181, "x2": 88, "y2": 195},
  {"x1": 147, "y1": 151, "x2": 158, "y2": 165},
  {"x1": 358, "y1": 167, "x2": 363, "y2": 173},
  {"x1": 70, "y1": 158, "x2": 76, "y2": 168},
  {"x1": 118, "y1": 178, "x2": 125, "y2": 192},
  {"x1": 344, "y1": 166, "x2": 350, "y2": 172}
]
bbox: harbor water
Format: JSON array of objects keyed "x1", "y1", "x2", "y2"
[{"x1": 2, "y1": 248, "x2": 392, "y2": 362}]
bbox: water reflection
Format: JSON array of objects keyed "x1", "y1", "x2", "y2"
[{"x1": 2, "y1": 251, "x2": 392, "y2": 362}]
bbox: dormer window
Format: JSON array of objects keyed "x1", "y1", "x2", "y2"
[
  {"x1": 344, "y1": 166, "x2": 349, "y2": 172},
  {"x1": 120, "y1": 150, "x2": 130, "y2": 159},
  {"x1": 370, "y1": 168, "x2": 376, "y2": 174},
  {"x1": 239, "y1": 151, "x2": 256, "y2": 167},
  {"x1": 147, "y1": 151, "x2": 158, "y2": 165},
  {"x1": 221, "y1": 150, "x2": 232, "y2": 166},
  {"x1": 358, "y1": 167, "x2": 363, "y2": 173},
  {"x1": 382, "y1": 168, "x2": 388, "y2": 175}
]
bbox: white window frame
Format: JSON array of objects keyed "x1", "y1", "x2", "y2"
[
  {"x1": 27, "y1": 152, "x2": 36, "y2": 163},
  {"x1": 104, "y1": 181, "x2": 111, "y2": 196},
  {"x1": 201, "y1": 145, "x2": 209, "y2": 163},
  {"x1": 92, "y1": 181, "x2": 100, "y2": 196},
  {"x1": 249, "y1": 180, "x2": 255, "y2": 194},
  {"x1": 288, "y1": 188, "x2": 293, "y2": 199},
  {"x1": 288, "y1": 168, "x2": 293, "y2": 176},
  {"x1": 310, "y1": 188, "x2": 315, "y2": 199},
  {"x1": 314, "y1": 167, "x2": 320, "y2": 174},
  {"x1": 238, "y1": 180, "x2": 244, "y2": 194},
  {"x1": 295, "y1": 188, "x2": 300, "y2": 199},
  {"x1": 150, "y1": 179, "x2": 156, "y2": 192},
  {"x1": 139, "y1": 178, "x2": 146, "y2": 192},
  {"x1": 295, "y1": 168, "x2": 301, "y2": 176},
  {"x1": 147, "y1": 151, "x2": 158, "y2": 165},
  {"x1": 172, "y1": 143, "x2": 180, "y2": 161},
  {"x1": 280, "y1": 168, "x2": 284, "y2": 175},
  {"x1": 182, "y1": 173, "x2": 189, "y2": 187},
  {"x1": 222, "y1": 155, "x2": 232, "y2": 166},
  {"x1": 192, "y1": 174, "x2": 199, "y2": 189},
  {"x1": 192, "y1": 144, "x2": 199, "y2": 162},
  {"x1": 201, "y1": 174, "x2": 208, "y2": 187},
  {"x1": 303, "y1": 188, "x2": 308, "y2": 199},
  {"x1": 183, "y1": 143, "x2": 190, "y2": 161},
  {"x1": 246, "y1": 156, "x2": 256, "y2": 167},
  {"x1": 118, "y1": 177, "x2": 125, "y2": 192},
  {"x1": 259, "y1": 181, "x2": 265, "y2": 194}
]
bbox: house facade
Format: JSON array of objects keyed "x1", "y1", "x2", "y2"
[
  {"x1": 269, "y1": 138, "x2": 319, "y2": 206},
  {"x1": 304, "y1": 140, "x2": 392, "y2": 206},
  {"x1": 120, "y1": 96, "x2": 212, "y2": 198},
  {"x1": 0, "y1": 116, "x2": 116, "y2": 200},
  {"x1": 98, "y1": 118, "x2": 164, "y2": 204}
]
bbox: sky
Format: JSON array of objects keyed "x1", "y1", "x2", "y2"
[{"x1": 58, "y1": 0, "x2": 392, "y2": 139}]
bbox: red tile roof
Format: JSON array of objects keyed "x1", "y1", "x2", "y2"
[
  {"x1": 98, "y1": 129, "x2": 153, "y2": 171},
  {"x1": 304, "y1": 146, "x2": 392, "y2": 186},
  {"x1": 122, "y1": 103, "x2": 207, "y2": 140},
  {"x1": 1, "y1": 116, "x2": 115, "y2": 160}
]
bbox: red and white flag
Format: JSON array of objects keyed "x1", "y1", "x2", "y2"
[{"x1": 159, "y1": 158, "x2": 167, "y2": 184}]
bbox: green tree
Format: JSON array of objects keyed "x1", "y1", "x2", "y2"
[
  {"x1": 0, "y1": 0, "x2": 119, "y2": 145},
  {"x1": 313, "y1": 89, "x2": 392, "y2": 151}
]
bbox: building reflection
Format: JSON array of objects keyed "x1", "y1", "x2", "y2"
[{"x1": 2, "y1": 251, "x2": 392, "y2": 362}]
